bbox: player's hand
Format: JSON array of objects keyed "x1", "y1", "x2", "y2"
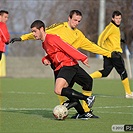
[
  {"x1": 42, "y1": 59, "x2": 51, "y2": 66},
  {"x1": 5, "y1": 42, "x2": 9, "y2": 45},
  {"x1": 121, "y1": 39, "x2": 126, "y2": 43},
  {"x1": 83, "y1": 58, "x2": 90, "y2": 68},
  {"x1": 111, "y1": 51, "x2": 122, "y2": 58},
  {"x1": 10, "y1": 38, "x2": 22, "y2": 43}
]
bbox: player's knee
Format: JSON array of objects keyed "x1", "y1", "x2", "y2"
[
  {"x1": 54, "y1": 88, "x2": 62, "y2": 95},
  {"x1": 120, "y1": 70, "x2": 127, "y2": 80}
]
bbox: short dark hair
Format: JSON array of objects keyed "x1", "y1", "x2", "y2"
[
  {"x1": 0, "y1": 10, "x2": 8, "y2": 15},
  {"x1": 30, "y1": 20, "x2": 45, "y2": 30},
  {"x1": 112, "y1": 11, "x2": 122, "y2": 18},
  {"x1": 69, "y1": 10, "x2": 82, "y2": 19}
]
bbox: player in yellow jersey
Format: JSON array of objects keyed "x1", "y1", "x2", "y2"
[
  {"x1": 90, "y1": 11, "x2": 133, "y2": 99},
  {"x1": 10, "y1": 10, "x2": 119, "y2": 118}
]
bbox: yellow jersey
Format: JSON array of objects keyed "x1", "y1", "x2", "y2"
[
  {"x1": 98, "y1": 22, "x2": 122, "y2": 53},
  {"x1": 21, "y1": 22, "x2": 112, "y2": 57}
]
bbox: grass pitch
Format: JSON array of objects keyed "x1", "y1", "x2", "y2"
[{"x1": 0, "y1": 78, "x2": 132, "y2": 133}]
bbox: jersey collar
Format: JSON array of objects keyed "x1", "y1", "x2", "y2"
[{"x1": 111, "y1": 20, "x2": 120, "y2": 27}]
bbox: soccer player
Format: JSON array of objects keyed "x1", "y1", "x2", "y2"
[
  {"x1": 0, "y1": 10, "x2": 10, "y2": 60},
  {"x1": 10, "y1": 10, "x2": 118, "y2": 116},
  {"x1": 31, "y1": 20, "x2": 96, "y2": 119},
  {"x1": 90, "y1": 11, "x2": 133, "y2": 98}
]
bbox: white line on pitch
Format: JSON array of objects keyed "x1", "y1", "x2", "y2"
[
  {"x1": 96, "y1": 111, "x2": 132, "y2": 115},
  {"x1": 0, "y1": 105, "x2": 133, "y2": 111},
  {"x1": 0, "y1": 107, "x2": 132, "y2": 115},
  {"x1": 6, "y1": 91, "x2": 45, "y2": 95},
  {"x1": 4, "y1": 92, "x2": 126, "y2": 98},
  {"x1": 0, "y1": 107, "x2": 52, "y2": 111},
  {"x1": 94, "y1": 105, "x2": 133, "y2": 109}
]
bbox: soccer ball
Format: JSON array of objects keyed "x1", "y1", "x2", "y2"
[{"x1": 53, "y1": 105, "x2": 68, "y2": 120}]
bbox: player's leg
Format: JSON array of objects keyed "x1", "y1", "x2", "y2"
[
  {"x1": 72, "y1": 65, "x2": 99, "y2": 118},
  {"x1": 57, "y1": 95, "x2": 66, "y2": 105},
  {"x1": 61, "y1": 87, "x2": 95, "y2": 108},
  {"x1": 55, "y1": 66, "x2": 95, "y2": 108},
  {"x1": 113, "y1": 57, "x2": 132, "y2": 98},
  {"x1": 0, "y1": 52, "x2": 3, "y2": 76},
  {"x1": 90, "y1": 56, "x2": 113, "y2": 78},
  {"x1": 63, "y1": 98, "x2": 84, "y2": 114},
  {"x1": 55, "y1": 79, "x2": 95, "y2": 108},
  {"x1": 63, "y1": 98, "x2": 96, "y2": 120},
  {"x1": 72, "y1": 66, "x2": 93, "y2": 112},
  {"x1": 54, "y1": 70, "x2": 66, "y2": 105}
]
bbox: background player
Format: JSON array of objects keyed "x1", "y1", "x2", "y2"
[
  {"x1": 0, "y1": 10, "x2": 10, "y2": 77},
  {"x1": 90, "y1": 11, "x2": 132, "y2": 98},
  {"x1": 0, "y1": 10, "x2": 10, "y2": 60}
]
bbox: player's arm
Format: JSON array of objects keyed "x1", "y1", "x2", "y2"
[
  {"x1": 53, "y1": 36, "x2": 88, "y2": 63},
  {"x1": 96, "y1": 24, "x2": 121, "y2": 58},
  {"x1": 77, "y1": 31, "x2": 118, "y2": 58},
  {"x1": 97, "y1": 25, "x2": 112, "y2": 47},
  {"x1": 42, "y1": 55, "x2": 51, "y2": 66},
  {"x1": 10, "y1": 23, "x2": 64, "y2": 43},
  {"x1": 21, "y1": 32, "x2": 35, "y2": 40},
  {"x1": 10, "y1": 32, "x2": 35, "y2": 43},
  {"x1": 0, "y1": 23, "x2": 10, "y2": 44}
]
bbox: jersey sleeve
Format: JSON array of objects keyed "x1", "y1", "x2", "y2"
[
  {"x1": 76, "y1": 31, "x2": 111, "y2": 58},
  {"x1": 0, "y1": 23, "x2": 10, "y2": 43},
  {"x1": 20, "y1": 32, "x2": 35, "y2": 41},
  {"x1": 20, "y1": 23, "x2": 64, "y2": 41},
  {"x1": 52, "y1": 36, "x2": 87, "y2": 62},
  {"x1": 42, "y1": 55, "x2": 51, "y2": 64},
  {"x1": 98, "y1": 24, "x2": 112, "y2": 47}
]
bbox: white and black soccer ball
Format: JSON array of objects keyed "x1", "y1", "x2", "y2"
[{"x1": 53, "y1": 105, "x2": 68, "y2": 120}]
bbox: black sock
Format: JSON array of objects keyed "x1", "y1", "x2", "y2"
[
  {"x1": 61, "y1": 87, "x2": 88, "y2": 101},
  {"x1": 63, "y1": 99, "x2": 85, "y2": 115},
  {"x1": 71, "y1": 99, "x2": 85, "y2": 114}
]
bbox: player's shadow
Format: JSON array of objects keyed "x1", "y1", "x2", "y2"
[{"x1": 2, "y1": 109, "x2": 54, "y2": 119}]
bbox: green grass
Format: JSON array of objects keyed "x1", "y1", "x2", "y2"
[{"x1": 0, "y1": 78, "x2": 133, "y2": 133}]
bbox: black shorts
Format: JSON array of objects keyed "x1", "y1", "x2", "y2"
[
  {"x1": 55, "y1": 64, "x2": 93, "y2": 91},
  {"x1": 99, "y1": 56, "x2": 127, "y2": 80},
  {"x1": 0, "y1": 51, "x2": 3, "y2": 60}
]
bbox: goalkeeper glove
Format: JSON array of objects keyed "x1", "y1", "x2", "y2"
[{"x1": 10, "y1": 38, "x2": 22, "y2": 43}]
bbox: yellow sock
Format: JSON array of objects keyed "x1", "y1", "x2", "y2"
[
  {"x1": 82, "y1": 90, "x2": 92, "y2": 112},
  {"x1": 57, "y1": 95, "x2": 66, "y2": 105},
  {"x1": 90, "y1": 71, "x2": 102, "y2": 79},
  {"x1": 122, "y1": 78, "x2": 132, "y2": 94}
]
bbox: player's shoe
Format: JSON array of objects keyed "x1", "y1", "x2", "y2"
[
  {"x1": 62, "y1": 100, "x2": 78, "y2": 109},
  {"x1": 86, "y1": 109, "x2": 99, "y2": 118},
  {"x1": 71, "y1": 110, "x2": 99, "y2": 120},
  {"x1": 86, "y1": 96, "x2": 95, "y2": 108},
  {"x1": 126, "y1": 92, "x2": 133, "y2": 99},
  {"x1": 76, "y1": 113, "x2": 89, "y2": 120},
  {"x1": 71, "y1": 113, "x2": 80, "y2": 119}
]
